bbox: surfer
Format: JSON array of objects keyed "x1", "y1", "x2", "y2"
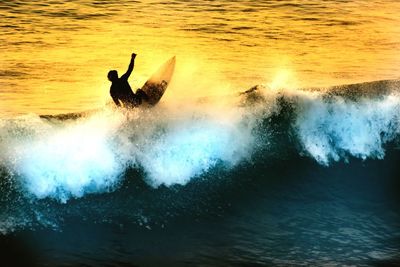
[{"x1": 108, "y1": 53, "x2": 148, "y2": 107}]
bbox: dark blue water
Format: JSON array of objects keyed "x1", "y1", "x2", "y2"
[
  {"x1": 2, "y1": 151, "x2": 400, "y2": 266},
  {"x1": 1, "y1": 80, "x2": 400, "y2": 266}
]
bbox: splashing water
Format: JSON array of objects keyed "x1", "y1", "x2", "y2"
[
  {"x1": 293, "y1": 92, "x2": 400, "y2": 165},
  {"x1": 1, "y1": 80, "x2": 400, "y2": 203},
  {"x1": 0, "y1": 101, "x2": 257, "y2": 202}
]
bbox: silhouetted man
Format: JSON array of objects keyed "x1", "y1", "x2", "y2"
[{"x1": 108, "y1": 53, "x2": 148, "y2": 107}]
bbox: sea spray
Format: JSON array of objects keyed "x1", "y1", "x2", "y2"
[
  {"x1": 0, "y1": 101, "x2": 259, "y2": 202},
  {"x1": 2, "y1": 110, "x2": 127, "y2": 203},
  {"x1": 237, "y1": 80, "x2": 400, "y2": 165},
  {"x1": 293, "y1": 93, "x2": 400, "y2": 165},
  {"x1": 1, "y1": 80, "x2": 400, "y2": 203},
  {"x1": 112, "y1": 100, "x2": 258, "y2": 187}
]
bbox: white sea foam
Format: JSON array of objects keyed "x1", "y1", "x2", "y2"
[
  {"x1": 0, "y1": 101, "x2": 257, "y2": 202},
  {"x1": 2, "y1": 85, "x2": 400, "y2": 202},
  {"x1": 293, "y1": 92, "x2": 400, "y2": 165},
  {"x1": 0, "y1": 110, "x2": 127, "y2": 202},
  {"x1": 137, "y1": 116, "x2": 253, "y2": 186},
  {"x1": 115, "y1": 102, "x2": 256, "y2": 187}
]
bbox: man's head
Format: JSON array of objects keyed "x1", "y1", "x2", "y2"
[{"x1": 107, "y1": 70, "x2": 118, "y2": 82}]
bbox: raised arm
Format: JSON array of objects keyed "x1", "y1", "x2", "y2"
[{"x1": 121, "y1": 53, "x2": 136, "y2": 80}]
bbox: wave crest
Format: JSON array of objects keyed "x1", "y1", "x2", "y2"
[{"x1": 1, "y1": 79, "x2": 399, "y2": 202}]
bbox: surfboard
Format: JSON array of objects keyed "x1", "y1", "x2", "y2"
[{"x1": 140, "y1": 56, "x2": 175, "y2": 106}]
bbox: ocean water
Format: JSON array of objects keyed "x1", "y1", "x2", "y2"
[
  {"x1": 1, "y1": 0, "x2": 400, "y2": 266},
  {"x1": 1, "y1": 0, "x2": 400, "y2": 116}
]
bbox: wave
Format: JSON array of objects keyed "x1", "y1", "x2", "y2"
[
  {"x1": 0, "y1": 79, "x2": 399, "y2": 205},
  {"x1": 0, "y1": 101, "x2": 256, "y2": 203}
]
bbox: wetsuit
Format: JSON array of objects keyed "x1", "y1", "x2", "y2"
[
  {"x1": 110, "y1": 56, "x2": 147, "y2": 107},
  {"x1": 110, "y1": 75, "x2": 140, "y2": 107}
]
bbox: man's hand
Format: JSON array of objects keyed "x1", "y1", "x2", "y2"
[{"x1": 131, "y1": 53, "x2": 137, "y2": 59}]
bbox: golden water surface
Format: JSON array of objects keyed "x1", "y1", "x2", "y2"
[{"x1": 1, "y1": 0, "x2": 399, "y2": 115}]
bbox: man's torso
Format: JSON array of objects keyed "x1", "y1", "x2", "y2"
[{"x1": 110, "y1": 78, "x2": 138, "y2": 106}]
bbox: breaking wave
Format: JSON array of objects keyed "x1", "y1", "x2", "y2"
[{"x1": 0, "y1": 79, "x2": 399, "y2": 206}]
